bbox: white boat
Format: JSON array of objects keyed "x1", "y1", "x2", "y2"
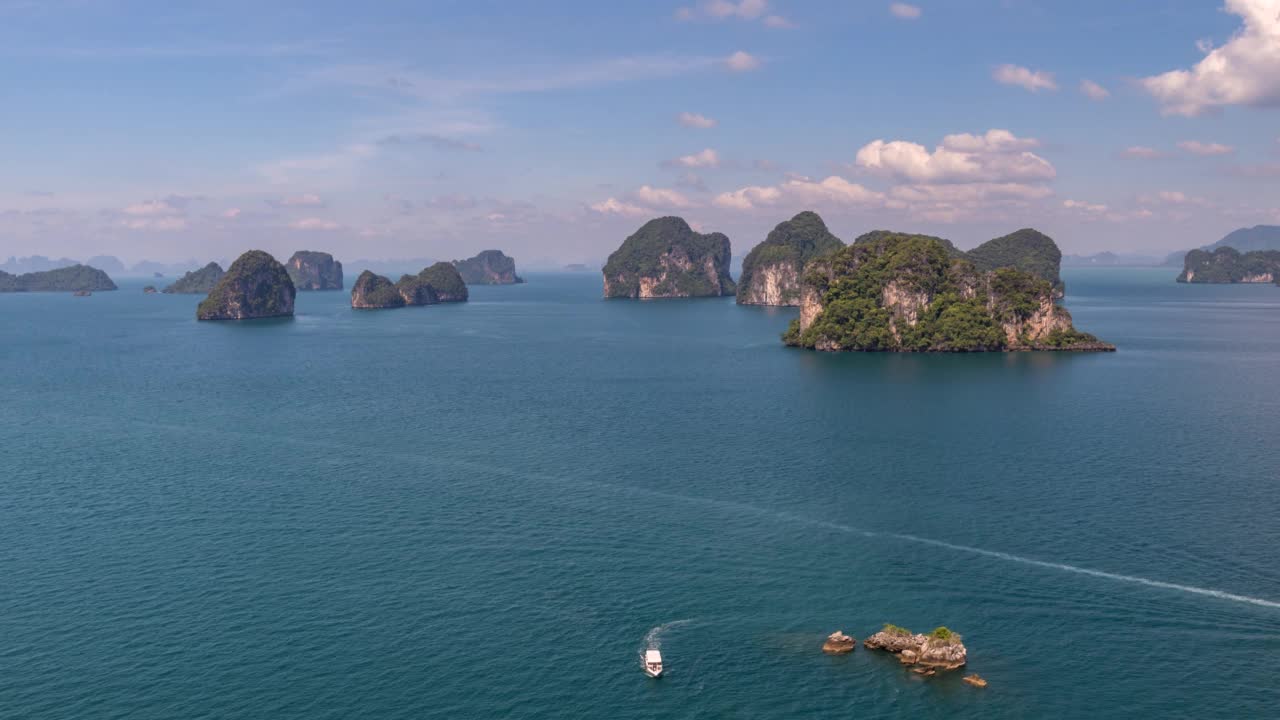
[{"x1": 644, "y1": 649, "x2": 663, "y2": 678}]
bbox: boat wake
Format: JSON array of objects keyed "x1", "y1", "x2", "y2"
[{"x1": 639, "y1": 619, "x2": 694, "y2": 670}]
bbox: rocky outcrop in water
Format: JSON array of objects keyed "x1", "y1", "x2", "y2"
[
  {"x1": 143, "y1": 285, "x2": 158, "y2": 294},
  {"x1": 785, "y1": 233, "x2": 1113, "y2": 352},
  {"x1": 822, "y1": 631, "x2": 856, "y2": 654},
  {"x1": 737, "y1": 211, "x2": 843, "y2": 306},
  {"x1": 0, "y1": 264, "x2": 117, "y2": 292},
  {"x1": 864, "y1": 626, "x2": 968, "y2": 670},
  {"x1": 452, "y1": 250, "x2": 524, "y2": 285},
  {"x1": 350, "y1": 263, "x2": 469, "y2": 309},
  {"x1": 602, "y1": 216, "x2": 735, "y2": 299},
  {"x1": 163, "y1": 262, "x2": 224, "y2": 294},
  {"x1": 196, "y1": 251, "x2": 295, "y2": 321},
  {"x1": 286, "y1": 250, "x2": 344, "y2": 290},
  {"x1": 1177, "y1": 247, "x2": 1280, "y2": 284}
]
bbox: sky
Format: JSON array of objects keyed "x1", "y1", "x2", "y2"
[{"x1": 2, "y1": 0, "x2": 1279, "y2": 267}]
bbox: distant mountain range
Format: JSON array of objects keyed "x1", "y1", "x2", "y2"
[
  {"x1": 0, "y1": 255, "x2": 205, "y2": 276},
  {"x1": 1165, "y1": 225, "x2": 1280, "y2": 266},
  {"x1": 1062, "y1": 251, "x2": 1165, "y2": 267}
]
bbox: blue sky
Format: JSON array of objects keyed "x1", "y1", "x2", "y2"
[{"x1": 2, "y1": 0, "x2": 1278, "y2": 267}]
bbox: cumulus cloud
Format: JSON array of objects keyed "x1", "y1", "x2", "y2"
[
  {"x1": 288, "y1": 217, "x2": 341, "y2": 230},
  {"x1": 119, "y1": 196, "x2": 191, "y2": 230},
  {"x1": 1178, "y1": 140, "x2": 1235, "y2": 156},
  {"x1": 854, "y1": 129, "x2": 1054, "y2": 184},
  {"x1": 1121, "y1": 146, "x2": 1164, "y2": 159},
  {"x1": 221, "y1": 208, "x2": 242, "y2": 219},
  {"x1": 677, "y1": 112, "x2": 718, "y2": 129},
  {"x1": 589, "y1": 197, "x2": 649, "y2": 217},
  {"x1": 993, "y1": 64, "x2": 1057, "y2": 92},
  {"x1": 1080, "y1": 79, "x2": 1110, "y2": 101},
  {"x1": 889, "y1": 3, "x2": 922, "y2": 19},
  {"x1": 1142, "y1": 0, "x2": 1280, "y2": 115},
  {"x1": 633, "y1": 185, "x2": 696, "y2": 208},
  {"x1": 665, "y1": 148, "x2": 721, "y2": 169},
  {"x1": 714, "y1": 176, "x2": 884, "y2": 210},
  {"x1": 763, "y1": 15, "x2": 794, "y2": 28},
  {"x1": 724, "y1": 51, "x2": 761, "y2": 72}
]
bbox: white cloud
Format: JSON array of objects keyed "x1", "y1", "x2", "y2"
[
  {"x1": 724, "y1": 51, "x2": 761, "y2": 72},
  {"x1": 855, "y1": 129, "x2": 1054, "y2": 184},
  {"x1": 666, "y1": 148, "x2": 721, "y2": 169},
  {"x1": 1080, "y1": 79, "x2": 1110, "y2": 101},
  {"x1": 677, "y1": 112, "x2": 718, "y2": 129},
  {"x1": 633, "y1": 185, "x2": 696, "y2": 208},
  {"x1": 714, "y1": 176, "x2": 884, "y2": 210},
  {"x1": 288, "y1": 217, "x2": 341, "y2": 230},
  {"x1": 589, "y1": 197, "x2": 649, "y2": 217},
  {"x1": 1063, "y1": 199, "x2": 1109, "y2": 214},
  {"x1": 993, "y1": 64, "x2": 1057, "y2": 92},
  {"x1": 1121, "y1": 146, "x2": 1163, "y2": 159},
  {"x1": 121, "y1": 217, "x2": 187, "y2": 231},
  {"x1": 272, "y1": 193, "x2": 326, "y2": 207},
  {"x1": 676, "y1": 0, "x2": 789, "y2": 25},
  {"x1": 1177, "y1": 140, "x2": 1235, "y2": 156},
  {"x1": 119, "y1": 196, "x2": 190, "y2": 229},
  {"x1": 889, "y1": 3, "x2": 922, "y2": 19},
  {"x1": 221, "y1": 208, "x2": 242, "y2": 219},
  {"x1": 1142, "y1": 0, "x2": 1280, "y2": 115}
]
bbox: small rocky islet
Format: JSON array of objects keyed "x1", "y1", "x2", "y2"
[
  {"x1": 286, "y1": 250, "x2": 344, "y2": 290},
  {"x1": 196, "y1": 250, "x2": 296, "y2": 321},
  {"x1": 0, "y1": 264, "x2": 117, "y2": 293},
  {"x1": 452, "y1": 250, "x2": 523, "y2": 285},
  {"x1": 602, "y1": 216, "x2": 735, "y2": 299},
  {"x1": 820, "y1": 624, "x2": 983, "y2": 687},
  {"x1": 163, "y1": 262, "x2": 225, "y2": 294},
  {"x1": 351, "y1": 262, "x2": 469, "y2": 309}
]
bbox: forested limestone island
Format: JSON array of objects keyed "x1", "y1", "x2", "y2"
[
  {"x1": 286, "y1": 250, "x2": 344, "y2": 290},
  {"x1": 602, "y1": 216, "x2": 735, "y2": 299},
  {"x1": 1177, "y1": 247, "x2": 1280, "y2": 284},
  {"x1": 163, "y1": 262, "x2": 225, "y2": 294},
  {"x1": 0, "y1": 264, "x2": 117, "y2": 292},
  {"x1": 452, "y1": 250, "x2": 524, "y2": 285},
  {"x1": 350, "y1": 262, "x2": 469, "y2": 309},
  {"x1": 196, "y1": 250, "x2": 296, "y2": 321},
  {"x1": 783, "y1": 233, "x2": 1112, "y2": 352},
  {"x1": 737, "y1": 211, "x2": 844, "y2": 306},
  {"x1": 965, "y1": 228, "x2": 1064, "y2": 298}
]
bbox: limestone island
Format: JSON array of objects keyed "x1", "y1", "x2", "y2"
[
  {"x1": 1178, "y1": 247, "x2": 1280, "y2": 284},
  {"x1": 822, "y1": 631, "x2": 856, "y2": 654},
  {"x1": 783, "y1": 232, "x2": 1113, "y2": 352},
  {"x1": 350, "y1": 262, "x2": 469, "y2": 309},
  {"x1": 864, "y1": 625, "x2": 968, "y2": 671},
  {"x1": 196, "y1": 250, "x2": 295, "y2": 321},
  {"x1": 737, "y1": 211, "x2": 844, "y2": 306},
  {"x1": 286, "y1": 250, "x2": 344, "y2": 290},
  {"x1": 163, "y1": 262, "x2": 225, "y2": 294},
  {"x1": 452, "y1": 250, "x2": 524, "y2": 285},
  {"x1": 0, "y1": 264, "x2": 117, "y2": 293},
  {"x1": 602, "y1": 216, "x2": 735, "y2": 299}
]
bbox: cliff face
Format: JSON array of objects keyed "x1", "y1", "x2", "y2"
[
  {"x1": 737, "y1": 211, "x2": 844, "y2": 306},
  {"x1": 1178, "y1": 247, "x2": 1280, "y2": 284},
  {"x1": 786, "y1": 233, "x2": 1112, "y2": 352},
  {"x1": 602, "y1": 216, "x2": 735, "y2": 299},
  {"x1": 0, "y1": 265, "x2": 117, "y2": 292},
  {"x1": 286, "y1": 251, "x2": 344, "y2": 290},
  {"x1": 350, "y1": 262, "x2": 468, "y2": 309},
  {"x1": 163, "y1": 262, "x2": 224, "y2": 294},
  {"x1": 196, "y1": 251, "x2": 295, "y2": 321},
  {"x1": 452, "y1": 250, "x2": 524, "y2": 285}
]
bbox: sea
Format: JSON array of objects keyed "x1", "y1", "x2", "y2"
[{"x1": 2, "y1": 268, "x2": 1278, "y2": 719}]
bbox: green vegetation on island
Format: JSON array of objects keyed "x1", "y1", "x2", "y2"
[
  {"x1": 602, "y1": 216, "x2": 735, "y2": 298},
  {"x1": 1178, "y1": 247, "x2": 1280, "y2": 284},
  {"x1": 163, "y1": 262, "x2": 225, "y2": 294},
  {"x1": 737, "y1": 211, "x2": 844, "y2": 306},
  {"x1": 351, "y1": 262, "x2": 469, "y2": 309},
  {"x1": 452, "y1": 250, "x2": 524, "y2": 285},
  {"x1": 197, "y1": 250, "x2": 296, "y2": 321},
  {"x1": 0, "y1": 264, "x2": 117, "y2": 292},
  {"x1": 783, "y1": 233, "x2": 1110, "y2": 352},
  {"x1": 966, "y1": 228, "x2": 1064, "y2": 296}
]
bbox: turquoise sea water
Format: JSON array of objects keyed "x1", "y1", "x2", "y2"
[{"x1": 2, "y1": 268, "x2": 1279, "y2": 719}]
